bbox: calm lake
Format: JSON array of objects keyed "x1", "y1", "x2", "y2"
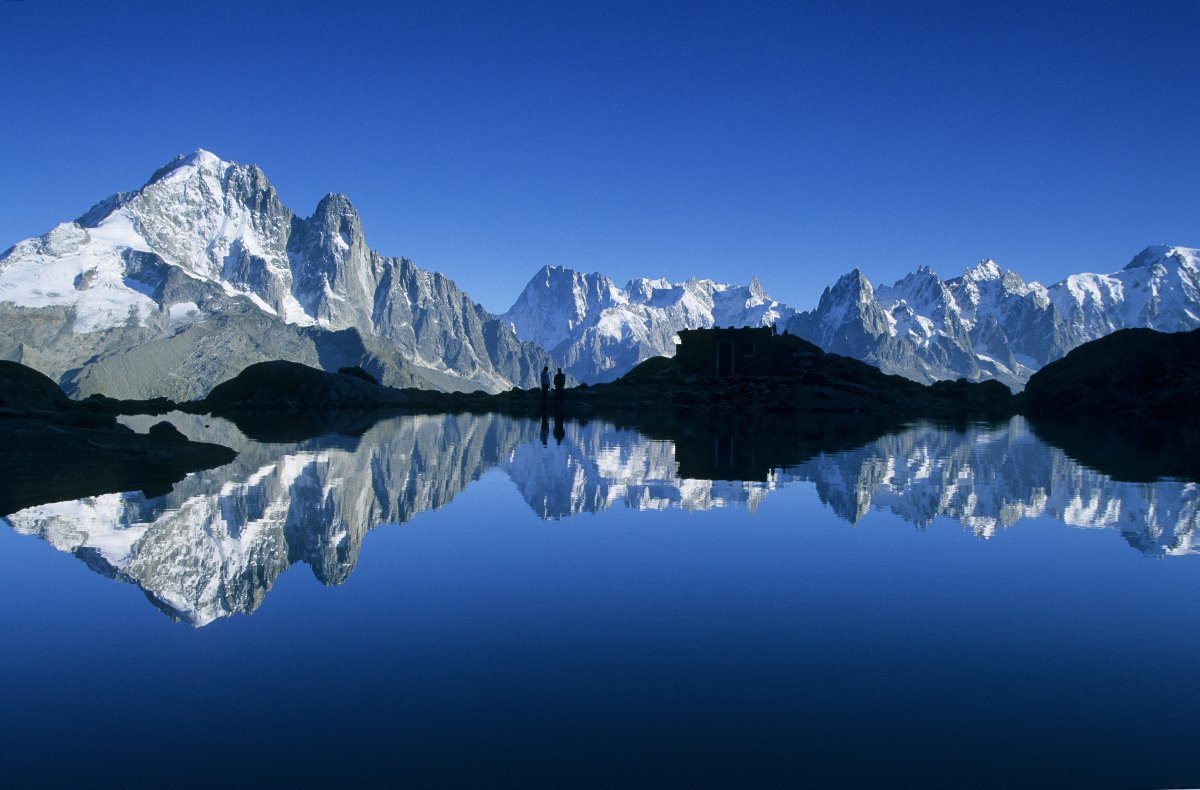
[{"x1": 2, "y1": 412, "x2": 1198, "y2": 788}]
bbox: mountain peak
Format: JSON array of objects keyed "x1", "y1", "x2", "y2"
[
  {"x1": 539, "y1": 263, "x2": 580, "y2": 282},
  {"x1": 145, "y1": 149, "x2": 234, "y2": 186},
  {"x1": 0, "y1": 150, "x2": 559, "y2": 398},
  {"x1": 304, "y1": 192, "x2": 365, "y2": 256},
  {"x1": 181, "y1": 148, "x2": 225, "y2": 168},
  {"x1": 896, "y1": 266, "x2": 941, "y2": 285},
  {"x1": 833, "y1": 267, "x2": 874, "y2": 295},
  {"x1": 964, "y1": 259, "x2": 1002, "y2": 281},
  {"x1": 501, "y1": 269, "x2": 797, "y2": 382},
  {"x1": 313, "y1": 192, "x2": 358, "y2": 218},
  {"x1": 1124, "y1": 244, "x2": 1198, "y2": 272}
]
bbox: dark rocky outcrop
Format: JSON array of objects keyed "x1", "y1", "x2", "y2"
[
  {"x1": 1014, "y1": 328, "x2": 1200, "y2": 481},
  {"x1": 0, "y1": 360, "x2": 70, "y2": 411},
  {"x1": 337, "y1": 366, "x2": 379, "y2": 385},
  {"x1": 1020, "y1": 327, "x2": 1200, "y2": 418},
  {"x1": 0, "y1": 361, "x2": 236, "y2": 515},
  {"x1": 480, "y1": 332, "x2": 1018, "y2": 419},
  {"x1": 148, "y1": 420, "x2": 189, "y2": 441},
  {"x1": 203, "y1": 360, "x2": 413, "y2": 410}
]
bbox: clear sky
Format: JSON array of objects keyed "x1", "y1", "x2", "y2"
[{"x1": 1, "y1": 0, "x2": 1197, "y2": 313}]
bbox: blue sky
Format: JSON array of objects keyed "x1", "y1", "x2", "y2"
[{"x1": 1, "y1": 0, "x2": 1197, "y2": 313}]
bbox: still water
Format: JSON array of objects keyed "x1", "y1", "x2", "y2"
[{"x1": 1, "y1": 413, "x2": 1198, "y2": 787}]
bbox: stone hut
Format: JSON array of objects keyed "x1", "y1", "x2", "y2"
[{"x1": 675, "y1": 327, "x2": 774, "y2": 376}]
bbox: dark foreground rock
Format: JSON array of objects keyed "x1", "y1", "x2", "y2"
[
  {"x1": 1020, "y1": 327, "x2": 1200, "y2": 418},
  {"x1": 481, "y1": 334, "x2": 1017, "y2": 419},
  {"x1": 0, "y1": 361, "x2": 236, "y2": 515},
  {"x1": 1015, "y1": 328, "x2": 1200, "y2": 481},
  {"x1": 0, "y1": 416, "x2": 238, "y2": 515},
  {"x1": 180, "y1": 337, "x2": 1017, "y2": 443},
  {"x1": 192, "y1": 361, "x2": 505, "y2": 439},
  {"x1": 614, "y1": 410, "x2": 953, "y2": 482},
  {"x1": 203, "y1": 360, "x2": 415, "y2": 410},
  {"x1": 215, "y1": 409, "x2": 403, "y2": 444},
  {"x1": 0, "y1": 360, "x2": 70, "y2": 410}
]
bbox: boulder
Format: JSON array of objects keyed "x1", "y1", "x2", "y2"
[
  {"x1": 0, "y1": 360, "x2": 69, "y2": 411},
  {"x1": 204, "y1": 360, "x2": 409, "y2": 410}
]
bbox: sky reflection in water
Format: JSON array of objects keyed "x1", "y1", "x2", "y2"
[{"x1": 1, "y1": 413, "x2": 1197, "y2": 787}]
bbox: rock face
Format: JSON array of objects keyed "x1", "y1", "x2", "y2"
[
  {"x1": 500, "y1": 265, "x2": 797, "y2": 383},
  {"x1": 785, "y1": 247, "x2": 1200, "y2": 390},
  {"x1": 0, "y1": 150, "x2": 557, "y2": 399}
]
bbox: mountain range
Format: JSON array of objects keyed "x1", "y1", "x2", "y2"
[
  {"x1": 783, "y1": 247, "x2": 1200, "y2": 389},
  {"x1": 499, "y1": 267, "x2": 795, "y2": 383},
  {"x1": 0, "y1": 150, "x2": 556, "y2": 400},
  {"x1": 498, "y1": 247, "x2": 1200, "y2": 387},
  {"x1": 1, "y1": 149, "x2": 1196, "y2": 395}
]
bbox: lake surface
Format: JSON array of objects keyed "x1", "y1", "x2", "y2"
[{"x1": 2, "y1": 413, "x2": 1198, "y2": 787}]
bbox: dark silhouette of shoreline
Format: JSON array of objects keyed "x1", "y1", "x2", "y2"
[
  {"x1": 4, "y1": 326, "x2": 1198, "y2": 514},
  {"x1": 0, "y1": 362, "x2": 234, "y2": 515}
]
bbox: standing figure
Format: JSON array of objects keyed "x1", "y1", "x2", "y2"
[
  {"x1": 540, "y1": 365, "x2": 550, "y2": 405},
  {"x1": 553, "y1": 368, "x2": 566, "y2": 404}
]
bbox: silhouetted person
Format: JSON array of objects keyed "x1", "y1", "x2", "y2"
[
  {"x1": 553, "y1": 368, "x2": 565, "y2": 404},
  {"x1": 553, "y1": 410, "x2": 565, "y2": 445},
  {"x1": 540, "y1": 413, "x2": 550, "y2": 446},
  {"x1": 540, "y1": 365, "x2": 550, "y2": 406}
]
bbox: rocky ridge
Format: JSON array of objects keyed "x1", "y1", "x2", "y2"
[{"x1": 785, "y1": 246, "x2": 1200, "y2": 389}]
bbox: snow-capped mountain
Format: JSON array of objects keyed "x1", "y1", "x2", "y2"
[
  {"x1": 0, "y1": 150, "x2": 556, "y2": 399},
  {"x1": 785, "y1": 246, "x2": 1200, "y2": 389},
  {"x1": 500, "y1": 265, "x2": 797, "y2": 383}
]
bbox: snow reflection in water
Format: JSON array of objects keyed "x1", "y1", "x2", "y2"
[{"x1": 4, "y1": 413, "x2": 1197, "y2": 625}]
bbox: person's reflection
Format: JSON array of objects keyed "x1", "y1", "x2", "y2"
[
  {"x1": 540, "y1": 413, "x2": 550, "y2": 446},
  {"x1": 553, "y1": 410, "x2": 565, "y2": 445}
]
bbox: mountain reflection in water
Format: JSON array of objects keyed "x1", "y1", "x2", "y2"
[{"x1": 4, "y1": 412, "x2": 1197, "y2": 625}]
